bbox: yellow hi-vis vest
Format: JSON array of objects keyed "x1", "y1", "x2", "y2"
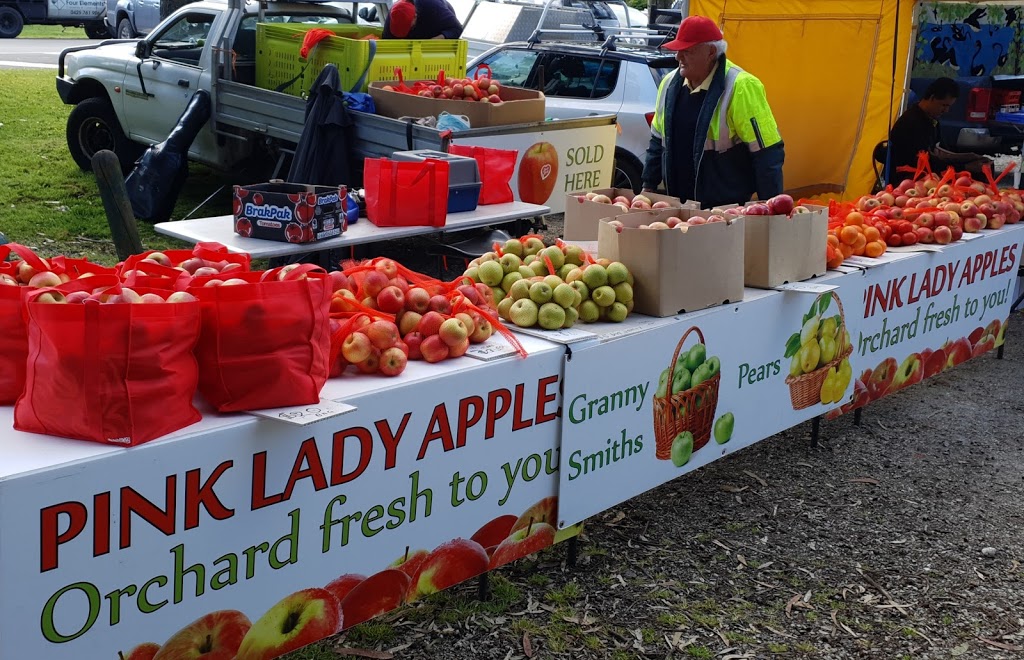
[{"x1": 651, "y1": 59, "x2": 782, "y2": 155}]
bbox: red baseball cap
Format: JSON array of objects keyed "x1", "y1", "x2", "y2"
[
  {"x1": 663, "y1": 15, "x2": 723, "y2": 51},
  {"x1": 389, "y1": 0, "x2": 417, "y2": 38}
]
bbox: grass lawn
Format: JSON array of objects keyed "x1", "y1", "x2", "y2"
[
  {"x1": 0, "y1": 69, "x2": 235, "y2": 265},
  {"x1": 18, "y1": 25, "x2": 89, "y2": 38}
]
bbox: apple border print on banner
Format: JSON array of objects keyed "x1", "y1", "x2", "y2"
[
  {"x1": 0, "y1": 346, "x2": 579, "y2": 659},
  {"x1": 450, "y1": 121, "x2": 617, "y2": 214},
  {"x1": 829, "y1": 228, "x2": 1021, "y2": 417}
]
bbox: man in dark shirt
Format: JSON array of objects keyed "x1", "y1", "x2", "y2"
[
  {"x1": 886, "y1": 77, "x2": 992, "y2": 182},
  {"x1": 383, "y1": 0, "x2": 463, "y2": 40}
]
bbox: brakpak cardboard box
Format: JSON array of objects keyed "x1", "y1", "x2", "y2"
[
  {"x1": 232, "y1": 182, "x2": 346, "y2": 243},
  {"x1": 563, "y1": 189, "x2": 698, "y2": 241},
  {"x1": 740, "y1": 205, "x2": 828, "y2": 288},
  {"x1": 367, "y1": 82, "x2": 545, "y2": 128},
  {"x1": 597, "y1": 208, "x2": 744, "y2": 317}
]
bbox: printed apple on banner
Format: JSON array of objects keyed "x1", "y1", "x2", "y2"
[{"x1": 518, "y1": 142, "x2": 558, "y2": 204}]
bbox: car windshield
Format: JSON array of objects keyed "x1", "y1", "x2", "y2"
[{"x1": 475, "y1": 48, "x2": 542, "y2": 87}]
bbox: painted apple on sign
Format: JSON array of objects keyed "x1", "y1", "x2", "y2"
[{"x1": 518, "y1": 142, "x2": 558, "y2": 204}]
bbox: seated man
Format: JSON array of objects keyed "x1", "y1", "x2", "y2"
[{"x1": 886, "y1": 77, "x2": 993, "y2": 182}]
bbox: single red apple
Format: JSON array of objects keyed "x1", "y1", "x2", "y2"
[
  {"x1": 340, "y1": 569, "x2": 411, "y2": 629},
  {"x1": 153, "y1": 610, "x2": 251, "y2": 660}
]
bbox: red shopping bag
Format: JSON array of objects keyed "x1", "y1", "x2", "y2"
[
  {"x1": 0, "y1": 245, "x2": 117, "y2": 404},
  {"x1": 364, "y1": 157, "x2": 449, "y2": 227},
  {"x1": 14, "y1": 280, "x2": 202, "y2": 446},
  {"x1": 189, "y1": 264, "x2": 332, "y2": 412},
  {"x1": 449, "y1": 144, "x2": 517, "y2": 205}
]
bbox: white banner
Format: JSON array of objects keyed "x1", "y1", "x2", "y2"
[
  {"x1": 0, "y1": 348, "x2": 571, "y2": 658},
  {"x1": 454, "y1": 122, "x2": 616, "y2": 215},
  {"x1": 557, "y1": 227, "x2": 1024, "y2": 528}
]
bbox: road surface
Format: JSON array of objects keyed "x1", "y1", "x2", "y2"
[{"x1": 0, "y1": 39, "x2": 91, "y2": 68}]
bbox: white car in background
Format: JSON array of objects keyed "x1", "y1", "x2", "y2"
[{"x1": 469, "y1": 40, "x2": 676, "y2": 191}]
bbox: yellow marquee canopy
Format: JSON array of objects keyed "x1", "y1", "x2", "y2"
[{"x1": 690, "y1": 0, "x2": 917, "y2": 199}]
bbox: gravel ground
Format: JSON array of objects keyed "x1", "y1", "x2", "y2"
[{"x1": 275, "y1": 217, "x2": 1024, "y2": 660}]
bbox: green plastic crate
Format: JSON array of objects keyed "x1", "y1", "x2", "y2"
[
  {"x1": 255, "y1": 23, "x2": 466, "y2": 97},
  {"x1": 256, "y1": 23, "x2": 383, "y2": 96}
]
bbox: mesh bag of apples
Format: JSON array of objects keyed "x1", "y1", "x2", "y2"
[{"x1": 326, "y1": 257, "x2": 524, "y2": 378}]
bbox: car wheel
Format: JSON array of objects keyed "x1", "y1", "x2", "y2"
[
  {"x1": 0, "y1": 7, "x2": 24, "y2": 39},
  {"x1": 117, "y1": 17, "x2": 136, "y2": 39},
  {"x1": 84, "y1": 23, "x2": 110, "y2": 39},
  {"x1": 612, "y1": 149, "x2": 643, "y2": 194},
  {"x1": 66, "y1": 97, "x2": 139, "y2": 173}
]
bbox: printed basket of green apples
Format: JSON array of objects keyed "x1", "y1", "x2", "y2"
[
  {"x1": 652, "y1": 326, "x2": 721, "y2": 460},
  {"x1": 783, "y1": 291, "x2": 853, "y2": 410}
]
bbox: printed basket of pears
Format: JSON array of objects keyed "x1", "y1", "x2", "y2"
[
  {"x1": 652, "y1": 326, "x2": 721, "y2": 461},
  {"x1": 783, "y1": 292, "x2": 853, "y2": 410}
]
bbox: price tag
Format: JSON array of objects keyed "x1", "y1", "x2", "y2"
[
  {"x1": 464, "y1": 340, "x2": 519, "y2": 361},
  {"x1": 512, "y1": 325, "x2": 596, "y2": 344},
  {"x1": 843, "y1": 256, "x2": 886, "y2": 268},
  {"x1": 774, "y1": 281, "x2": 839, "y2": 294},
  {"x1": 248, "y1": 399, "x2": 357, "y2": 426},
  {"x1": 593, "y1": 315, "x2": 681, "y2": 342},
  {"x1": 887, "y1": 244, "x2": 943, "y2": 253}
]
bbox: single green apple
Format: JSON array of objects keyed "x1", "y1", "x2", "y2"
[
  {"x1": 671, "y1": 431, "x2": 694, "y2": 467},
  {"x1": 656, "y1": 369, "x2": 670, "y2": 397},
  {"x1": 684, "y1": 343, "x2": 706, "y2": 372},
  {"x1": 691, "y1": 363, "x2": 710, "y2": 388},
  {"x1": 714, "y1": 412, "x2": 734, "y2": 444},
  {"x1": 671, "y1": 367, "x2": 691, "y2": 394},
  {"x1": 705, "y1": 356, "x2": 720, "y2": 378}
]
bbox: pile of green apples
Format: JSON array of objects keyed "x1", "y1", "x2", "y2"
[
  {"x1": 656, "y1": 342, "x2": 720, "y2": 399},
  {"x1": 462, "y1": 239, "x2": 636, "y2": 330}
]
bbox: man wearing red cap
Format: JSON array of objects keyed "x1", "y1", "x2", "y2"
[
  {"x1": 383, "y1": 0, "x2": 463, "y2": 40},
  {"x1": 643, "y1": 16, "x2": 784, "y2": 208}
]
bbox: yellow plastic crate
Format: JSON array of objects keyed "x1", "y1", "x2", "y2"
[
  {"x1": 256, "y1": 23, "x2": 382, "y2": 96},
  {"x1": 255, "y1": 23, "x2": 467, "y2": 97}
]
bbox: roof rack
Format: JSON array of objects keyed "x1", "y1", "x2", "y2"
[{"x1": 526, "y1": 23, "x2": 670, "y2": 51}]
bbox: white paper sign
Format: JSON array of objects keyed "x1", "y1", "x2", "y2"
[{"x1": 248, "y1": 400, "x2": 357, "y2": 425}]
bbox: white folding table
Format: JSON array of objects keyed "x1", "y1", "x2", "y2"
[{"x1": 154, "y1": 201, "x2": 550, "y2": 259}]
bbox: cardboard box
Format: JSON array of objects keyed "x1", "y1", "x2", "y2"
[
  {"x1": 233, "y1": 183, "x2": 346, "y2": 243},
  {"x1": 563, "y1": 189, "x2": 698, "y2": 241},
  {"x1": 367, "y1": 82, "x2": 545, "y2": 128},
  {"x1": 598, "y1": 208, "x2": 744, "y2": 317},
  {"x1": 742, "y1": 206, "x2": 828, "y2": 288}
]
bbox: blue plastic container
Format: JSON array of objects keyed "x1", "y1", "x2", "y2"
[{"x1": 447, "y1": 182, "x2": 483, "y2": 213}]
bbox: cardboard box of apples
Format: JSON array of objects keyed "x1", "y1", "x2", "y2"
[
  {"x1": 367, "y1": 72, "x2": 545, "y2": 128},
  {"x1": 598, "y1": 208, "x2": 744, "y2": 317},
  {"x1": 712, "y1": 194, "x2": 828, "y2": 288}
]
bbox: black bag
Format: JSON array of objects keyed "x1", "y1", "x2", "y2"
[{"x1": 126, "y1": 90, "x2": 212, "y2": 222}]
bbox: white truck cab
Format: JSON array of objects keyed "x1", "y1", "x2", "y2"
[{"x1": 57, "y1": 0, "x2": 386, "y2": 172}]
